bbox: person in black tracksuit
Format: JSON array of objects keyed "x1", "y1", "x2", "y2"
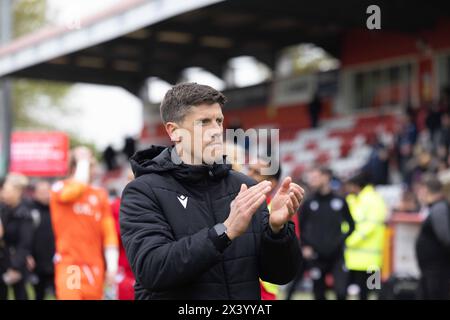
[
  {"x1": 415, "y1": 176, "x2": 450, "y2": 299},
  {"x1": 299, "y1": 167, "x2": 355, "y2": 300},
  {"x1": 120, "y1": 83, "x2": 303, "y2": 300},
  {"x1": 29, "y1": 180, "x2": 55, "y2": 300},
  {"x1": 0, "y1": 175, "x2": 33, "y2": 300}
]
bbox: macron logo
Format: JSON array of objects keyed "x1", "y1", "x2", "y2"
[{"x1": 177, "y1": 195, "x2": 188, "y2": 209}]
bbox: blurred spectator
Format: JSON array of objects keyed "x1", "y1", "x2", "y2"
[
  {"x1": 392, "y1": 189, "x2": 420, "y2": 213},
  {"x1": 437, "y1": 156, "x2": 450, "y2": 203},
  {"x1": 415, "y1": 175, "x2": 450, "y2": 299},
  {"x1": 29, "y1": 180, "x2": 55, "y2": 300},
  {"x1": 224, "y1": 142, "x2": 246, "y2": 173},
  {"x1": 247, "y1": 158, "x2": 282, "y2": 200},
  {"x1": 344, "y1": 171, "x2": 387, "y2": 300},
  {"x1": 50, "y1": 146, "x2": 119, "y2": 300},
  {"x1": 297, "y1": 167, "x2": 355, "y2": 300},
  {"x1": 438, "y1": 87, "x2": 450, "y2": 114},
  {"x1": 110, "y1": 169, "x2": 135, "y2": 300},
  {"x1": 395, "y1": 113, "x2": 417, "y2": 180},
  {"x1": 415, "y1": 104, "x2": 429, "y2": 133},
  {"x1": 363, "y1": 137, "x2": 390, "y2": 185},
  {"x1": 404, "y1": 149, "x2": 436, "y2": 186},
  {"x1": 436, "y1": 112, "x2": 450, "y2": 152},
  {"x1": 308, "y1": 92, "x2": 322, "y2": 128},
  {"x1": 0, "y1": 174, "x2": 33, "y2": 300},
  {"x1": 425, "y1": 103, "x2": 442, "y2": 146},
  {"x1": 103, "y1": 145, "x2": 118, "y2": 171},
  {"x1": 122, "y1": 136, "x2": 136, "y2": 160}
]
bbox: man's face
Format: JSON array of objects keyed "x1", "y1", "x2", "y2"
[
  {"x1": 248, "y1": 160, "x2": 277, "y2": 191},
  {"x1": 417, "y1": 184, "x2": 433, "y2": 205},
  {"x1": 174, "y1": 103, "x2": 224, "y2": 165},
  {"x1": 344, "y1": 182, "x2": 358, "y2": 195},
  {"x1": 34, "y1": 181, "x2": 51, "y2": 205},
  {"x1": 307, "y1": 169, "x2": 327, "y2": 191},
  {"x1": 1, "y1": 182, "x2": 22, "y2": 207},
  {"x1": 224, "y1": 143, "x2": 245, "y2": 173},
  {"x1": 248, "y1": 161, "x2": 268, "y2": 183}
]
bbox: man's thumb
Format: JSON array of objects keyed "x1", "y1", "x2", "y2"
[{"x1": 240, "y1": 184, "x2": 248, "y2": 192}]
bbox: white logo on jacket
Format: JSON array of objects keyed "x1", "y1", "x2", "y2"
[
  {"x1": 310, "y1": 201, "x2": 319, "y2": 211},
  {"x1": 177, "y1": 195, "x2": 188, "y2": 209},
  {"x1": 331, "y1": 198, "x2": 344, "y2": 211}
]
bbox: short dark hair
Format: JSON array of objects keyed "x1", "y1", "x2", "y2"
[
  {"x1": 258, "y1": 157, "x2": 282, "y2": 182},
  {"x1": 348, "y1": 170, "x2": 371, "y2": 188},
  {"x1": 311, "y1": 166, "x2": 333, "y2": 179},
  {"x1": 422, "y1": 175, "x2": 443, "y2": 194},
  {"x1": 160, "y1": 82, "x2": 227, "y2": 124}
]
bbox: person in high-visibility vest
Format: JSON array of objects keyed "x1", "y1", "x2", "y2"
[{"x1": 344, "y1": 172, "x2": 387, "y2": 300}]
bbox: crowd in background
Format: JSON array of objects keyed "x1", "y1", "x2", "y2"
[
  {"x1": 1, "y1": 88, "x2": 450, "y2": 300},
  {"x1": 363, "y1": 88, "x2": 450, "y2": 206},
  {"x1": 0, "y1": 143, "x2": 135, "y2": 300}
]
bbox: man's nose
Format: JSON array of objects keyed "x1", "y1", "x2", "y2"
[{"x1": 208, "y1": 127, "x2": 223, "y2": 139}]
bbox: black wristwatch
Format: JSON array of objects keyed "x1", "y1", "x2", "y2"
[{"x1": 208, "y1": 223, "x2": 232, "y2": 252}]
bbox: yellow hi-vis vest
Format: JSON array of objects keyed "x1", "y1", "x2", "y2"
[
  {"x1": 345, "y1": 185, "x2": 387, "y2": 271},
  {"x1": 260, "y1": 280, "x2": 280, "y2": 296}
]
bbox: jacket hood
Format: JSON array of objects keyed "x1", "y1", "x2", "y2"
[{"x1": 130, "y1": 145, "x2": 231, "y2": 183}]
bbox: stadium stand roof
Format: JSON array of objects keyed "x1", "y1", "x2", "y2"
[{"x1": 1, "y1": 0, "x2": 449, "y2": 95}]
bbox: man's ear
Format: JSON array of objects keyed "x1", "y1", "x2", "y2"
[{"x1": 165, "y1": 122, "x2": 181, "y2": 143}]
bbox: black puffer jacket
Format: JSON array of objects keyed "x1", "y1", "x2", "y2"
[
  {"x1": 0, "y1": 201, "x2": 34, "y2": 274},
  {"x1": 120, "y1": 146, "x2": 300, "y2": 300},
  {"x1": 30, "y1": 201, "x2": 55, "y2": 276}
]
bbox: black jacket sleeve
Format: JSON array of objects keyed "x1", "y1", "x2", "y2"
[
  {"x1": 429, "y1": 202, "x2": 450, "y2": 249},
  {"x1": 342, "y1": 199, "x2": 355, "y2": 240},
  {"x1": 10, "y1": 207, "x2": 34, "y2": 272},
  {"x1": 119, "y1": 179, "x2": 222, "y2": 292},
  {"x1": 299, "y1": 201, "x2": 310, "y2": 246},
  {"x1": 258, "y1": 206, "x2": 301, "y2": 285}
]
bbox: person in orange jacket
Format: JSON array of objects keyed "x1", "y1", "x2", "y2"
[{"x1": 50, "y1": 147, "x2": 119, "y2": 300}]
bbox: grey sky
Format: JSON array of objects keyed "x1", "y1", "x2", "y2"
[{"x1": 46, "y1": 0, "x2": 143, "y2": 151}]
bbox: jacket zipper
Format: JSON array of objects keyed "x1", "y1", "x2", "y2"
[{"x1": 204, "y1": 173, "x2": 231, "y2": 299}]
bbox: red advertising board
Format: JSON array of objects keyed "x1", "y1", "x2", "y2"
[{"x1": 10, "y1": 132, "x2": 69, "y2": 177}]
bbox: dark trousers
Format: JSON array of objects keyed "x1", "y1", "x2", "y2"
[
  {"x1": 286, "y1": 253, "x2": 348, "y2": 300},
  {"x1": 310, "y1": 255, "x2": 348, "y2": 300},
  {"x1": 419, "y1": 265, "x2": 450, "y2": 300},
  {"x1": 0, "y1": 278, "x2": 29, "y2": 300},
  {"x1": 285, "y1": 258, "x2": 306, "y2": 300},
  {"x1": 33, "y1": 273, "x2": 55, "y2": 300},
  {"x1": 348, "y1": 270, "x2": 372, "y2": 300}
]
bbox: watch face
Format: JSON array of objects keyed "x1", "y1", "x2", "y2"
[{"x1": 214, "y1": 223, "x2": 226, "y2": 236}]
